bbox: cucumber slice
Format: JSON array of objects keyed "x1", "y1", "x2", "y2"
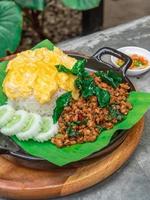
[
  {"x1": 0, "y1": 105, "x2": 15, "y2": 127},
  {"x1": 1, "y1": 110, "x2": 29, "y2": 136},
  {"x1": 16, "y1": 113, "x2": 42, "y2": 141},
  {"x1": 34, "y1": 117, "x2": 58, "y2": 142}
]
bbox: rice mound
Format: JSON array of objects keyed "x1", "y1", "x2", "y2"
[{"x1": 7, "y1": 90, "x2": 65, "y2": 117}]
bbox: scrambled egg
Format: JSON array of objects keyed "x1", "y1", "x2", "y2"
[{"x1": 3, "y1": 47, "x2": 79, "y2": 104}]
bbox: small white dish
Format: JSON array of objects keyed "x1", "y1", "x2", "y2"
[{"x1": 111, "y1": 46, "x2": 150, "y2": 76}]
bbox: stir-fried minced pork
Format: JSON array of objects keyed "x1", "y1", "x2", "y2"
[{"x1": 51, "y1": 76, "x2": 132, "y2": 147}]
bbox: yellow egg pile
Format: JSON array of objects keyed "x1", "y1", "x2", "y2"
[{"x1": 3, "y1": 47, "x2": 79, "y2": 104}]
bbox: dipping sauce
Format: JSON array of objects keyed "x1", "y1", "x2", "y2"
[{"x1": 117, "y1": 54, "x2": 149, "y2": 69}]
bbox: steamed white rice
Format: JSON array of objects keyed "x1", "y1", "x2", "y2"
[{"x1": 7, "y1": 90, "x2": 65, "y2": 117}]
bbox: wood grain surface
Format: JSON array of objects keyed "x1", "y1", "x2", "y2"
[{"x1": 0, "y1": 118, "x2": 144, "y2": 200}]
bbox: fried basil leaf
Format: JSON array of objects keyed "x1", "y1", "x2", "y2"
[
  {"x1": 56, "y1": 59, "x2": 113, "y2": 107},
  {"x1": 95, "y1": 87, "x2": 110, "y2": 107},
  {"x1": 56, "y1": 65, "x2": 71, "y2": 73},
  {"x1": 67, "y1": 119, "x2": 88, "y2": 126},
  {"x1": 109, "y1": 105, "x2": 125, "y2": 121},
  {"x1": 56, "y1": 59, "x2": 86, "y2": 76},
  {"x1": 75, "y1": 69, "x2": 110, "y2": 107},
  {"x1": 71, "y1": 59, "x2": 86, "y2": 75},
  {"x1": 66, "y1": 119, "x2": 88, "y2": 138},
  {"x1": 107, "y1": 70, "x2": 123, "y2": 86},
  {"x1": 75, "y1": 69, "x2": 95, "y2": 98},
  {"x1": 95, "y1": 71, "x2": 117, "y2": 88},
  {"x1": 81, "y1": 78, "x2": 95, "y2": 98},
  {"x1": 52, "y1": 92, "x2": 72, "y2": 123},
  {"x1": 96, "y1": 125, "x2": 106, "y2": 133},
  {"x1": 74, "y1": 77, "x2": 83, "y2": 90},
  {"x1": 95, "y1": 70, "x2": 123, "y2": 88},
  {"x1": 66, "y1": 127, "x2": 80, "y2": 138}
]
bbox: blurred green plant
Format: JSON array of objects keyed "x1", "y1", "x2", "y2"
[
  {"x1": 61, "y1": 0, "x2": 102, "y2": 11},
  {"x1": 0, "y1": 0, "x2": 45, "y2": 58},
  {"x1": 0, "y1": 1, "x2": 22, "y2": 58},
  {"x1": 0, "y1": 0, "x2": 102, "y2": 58}
]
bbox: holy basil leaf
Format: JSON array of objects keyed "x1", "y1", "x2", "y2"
[
  {"x1": 81, "y1": 78, "x2": 95, "y2": 98},
  {"x1": 107, "y1": 70, "x2": 123, "y2": 86},
  {"x1": 75, "y1": 69, "x2": 111, "y2": 107},
  {"x1": 75, "y1": 69, "x2": 95, "y2": 98},
  {"x1": 66, "y1": 121, "x2": 84, "y2": 137},
  {"x1": 96, "y1": 125, "x2": 106, "y2": 133},
  {"x1": 74, "y1": 70, "x2": 90, "y2": 90},
  {"x1": 71, "y1": 59, "x2": 86, "y2": 75},
  {"x1": 52, "y1": 92, "x2": 72, "y2": 123},
  {"x1": 75, "y1": 77, "x2": 83, "y2": 90},
  {"x1": 67, "y1": 119, "x2": 88, "y2": 126},
  {"x1": 109, "y1": 105, "x2": 124, "y2": 121},
  {"x1": 95, "y1": 71, "x2": 117, "y2": 88},
  {"x1": 66, "y1": 119, "x2": 88, "y2": 137},
  {"x1": 95, "y1": 87, "x2": 110, "y2": 107},
  {"x1": 95, "y1": 70, "x2": 123, "y2": 88},
  {"x1": 56, "y1": 59, "x2": 87, "y2": 76},
  {"x1": 66, "y1": 126, "x2": 80, "y2": 138},
  {"x1": 56, "y1": 65, "x2": 71, "y2": 73}
]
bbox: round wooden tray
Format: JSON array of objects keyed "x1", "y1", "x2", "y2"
[{"x1": 0, "y1": 118, "x2": 144, "y2": 200}]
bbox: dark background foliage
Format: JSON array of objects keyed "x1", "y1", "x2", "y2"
[
  {"x1": 20, "y1": 0, "x2": 150, "y2": 50},
  {"x1": 0, "y1": 0, "x2": 150, "y2": 56}
]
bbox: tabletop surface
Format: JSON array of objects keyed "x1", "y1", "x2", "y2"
[{"x1": 2, "y1": 16, "x2": 150, "y2": 200}]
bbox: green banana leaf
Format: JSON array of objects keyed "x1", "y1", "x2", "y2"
[
  {"x1": 0, "y1": 61, "x2": 8, "y2": 105},
  {"x1": 32, "y1": 39, "x2": 54, "y2": 50},
  {"x1": 0, "y1": 39, "x2": 150, "y2": 166},
  {"x1": 11, "y1": 92, "x2": 150, "y2": 166}
]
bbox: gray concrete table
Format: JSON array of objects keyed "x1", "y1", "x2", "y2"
[{"x1": 2, "y1": 16, "x2": 150, "y2": 200}]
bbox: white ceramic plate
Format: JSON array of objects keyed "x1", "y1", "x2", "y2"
[{"x1": 111, "y1": 46, "x2": 150, "y2": 76}]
